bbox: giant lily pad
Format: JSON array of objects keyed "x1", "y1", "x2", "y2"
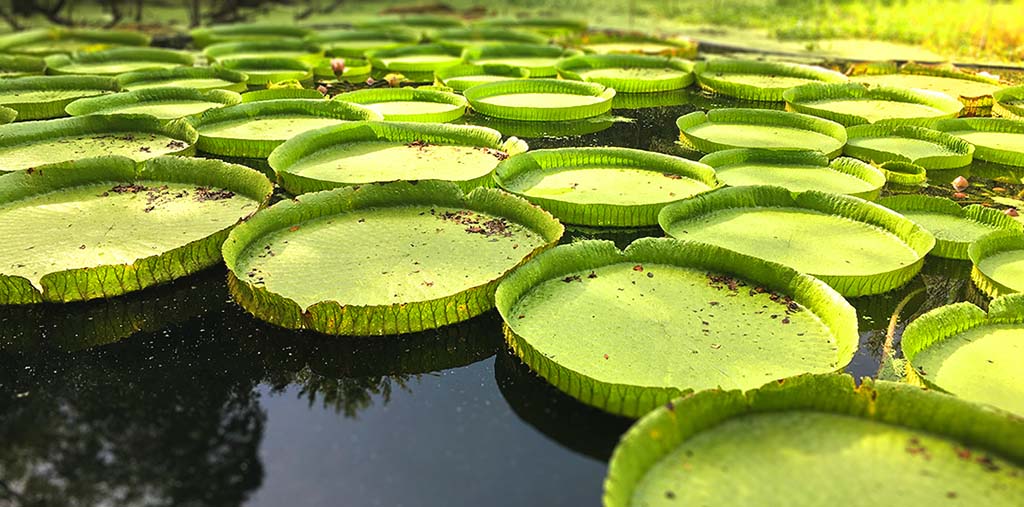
[
  {"x1": 0, "y1": 115, "x2": 197, "y2": 172},
  {"x1": 0, "y1": 28, "x2": 149, "y2": 56},
  {"x1": 214, "y1": 57, "x2": 313, "y2": 87},
  {"x1": 221, "y1": 181, "x2": 563, "y2": 335},
  {"x1": 694, "y1": 59, "x2": 847, "y2": 102},
  {"x1": 356, "y1": 15, "x2": 465, "y2": 31},
  {"x1": 844, "y1": 123, "x2": 974, "y2": 169},
  {"x1": 333, "y1": 88, "x2": 467, "y2": 123},
  {"x1": 463, "y1": 43, "x2": 578, "y2": 78},
  {"x1": 0, "y1": 75, "x2": 119, "y2": 121},
  {"x1": 44, "y1": 48, "x2": 194, "y2": 76},
  {"x1": 783, "y1": 83, "x2": 963, "y2": 126},
  {"x1": 849, "y1": 62, "x2": 1002, "y2": 111},
  {"x1": 464, "y1": 79, "x2": 615, "y2": 122},
  {"x1": 191, "y1": 99, "x2": 379, "y2": 159},
  {"x1": 476, "y1": 18, "x2": 588, "y2": 37},
  {"x1": 431, "y1": 27, "x2": 547, "y2": 48},
  {"x1": 269, "y1": 121, "x2": 524, "y2": 194},
  {"x1": 0, "y1": 55, "x2": 45, "y2": 78},
  {"x1": 676, "y1": 109, "x2": 847, "y2": 157},
  {"x1": 189, "y1": 23, "x2": 311, "y2": 49},
  {"x1": 604, "y1": 374, "x2": 1024, "y2": 507},
  {"x1": 700, "y1": 149, "x2": 884, "y2": 200},
  {"x1": 611, "y1": 90, "x2": 688, "y2": 110},
  {"x1": 878, "y1": 195, "x2": 1021, "y2": 260},
  {"x1": 992, "y1": 86, "x2": 1024, "y2": 120},
  {"x1": 307, "y1": 28, "x2": 420, "y2": 59},
  {"x1": 65, "y1": 87, "x2": 242, "y2": 121},
  {"x1": 239, "y1": 87, "x2": 326, "y2": 103},
  {"x1": 932, "y1": 118, "x2": 1024, "y2": 167},
  {"x1": 0, "y1": 106, "x2": 14, "y2": 125},
  {"x1": 557, "y1": 54, "x2": 694, "y2": 94},
  {"x1": 969, "y1": 230, "x2": 1024, "y2": 297},
  {"x1": 659, "y1": 185, "x2": 935, "y2": 296},
  {"x1": 494, "y1": 148, "x2": 718, "y2": 227},
  {"x1": 202, "y1": 40, "x2": 324, "y2": 64},
  {"x1": 902, "y1": 294, "x2": 1024, "y2": 415},
  {"x1": 578, "y1": 33, "x2": 697, "y2": 58},
  {"x1": 366, "y1": 44, "x2": 464, "y2": 81},
  {"x1": 878, "y1": 160, "x2": 928, "y2": 187},
  {"x1": 0, "y1": 155, "x2": 273, "y2": 304},
  {"x1": 434, "y1": 64, "x2": 530, "y2": 92},
  {"x1": 495, "y1": 238, "x2": 858, "y2": 416},
  {"x1": 114, "y1": 66, "x2": 248, "y2": 93}
]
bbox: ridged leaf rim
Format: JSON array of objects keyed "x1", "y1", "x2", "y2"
[
  {"x1": 968, "y1": 230, "x2": 1024, "y2": 298},
  {"x1": 64, "y1": 87, "x2": 242, "y2": 119},
  {"x1": 675, "y1": 108, "x2": 848, "y2": 158},
  {"x1": 0, "y1": 28, "x2": 149, "y2": 55},
  {"x1": 214, "y1": 57, "x2": 314, "y2": 87},
  {"x1": 434, "y1": 64, "x2": 530, "y2": 92},
  {"x1": 695, "y1": 58, "x2": 848, "y2": 102},
  {"x1": 114, "y1": 66, "x2": 249, "y2": 93},
  {"x1": 429, "y1": 27, "x2": 548, "y2": 46},
  {"x1": 462, "y1": 43, "x2": 580, "y2": 78},
  {"x1": 366, "y1": 43, "x2": 465, "y2": 73},
  {"x1": 239, "y1": 87, "x2": 325, "y2": 103},
  {"x1": 557, "y1": 54, "x2": 694, "y2": 93},
  {"x1": 202, "y1": 39, "x2": 325, "y2": 63},
  {"x1": 464, "y1": 78, "x2": 615, "y2": 122},
  {"x1": 878, "y1": 194, "x2": 1021, "y2": 259},
  {"x1": 306, "y1": 28, "x2": 421, "y2": 58},
  {"x1": 0, "y1": 75, "x2": 119, "y2": 121},
  {"x1": 878, "y1": 160, "x2": 928, "y2": 186},
  {"x1": 332, "y1": 87, "x2": 468, "y2": 123},
  {"x1": 992, "y1": 85, "x2": 1024, "y2": 120},
  {"x1": 0, "y1": 54, "x2": 46, "y2": 77},
  {"x1": 189, "y1": 23, "x2": 312, "y2": 49},
  {"x1": 848, "y1": 61, "x2": 1002, "y2": 109},
  {"x1": 782, "y1": 82, "x2": 964, "y2": 126},
  {"x1": 931, "y1": 118, "x2": 1024, "y2": 167},
  {"x1": 844, "y1": 123, "x2": 974, "y2": 169},
  {"x1": 43, "y1": 47, "x2": 195, "y2": 76}
]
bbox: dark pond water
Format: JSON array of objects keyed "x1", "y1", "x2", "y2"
[{"x1": 1, "y1": 89, "x2": 1021, "y2": 507}]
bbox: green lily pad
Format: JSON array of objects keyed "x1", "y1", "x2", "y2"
[
  {"x1": 307, "y1": 28, "x2": 420, "y2": 59},
  {"x1": 434, "y1": 64, "x2": 530, "y2": 92},
  {"x1": 430, "y1": 27, "x2": 547, "y2": 48},
  {"x1": 189, "y1": 23, "x2": 311, "y2": 49},
  {"x1": 239, "y1": 87, "x2": 325, "y2": 103},
  {"x1": 463, "y1": 43, "x2": 578, "y2": 78},
  {"x1": 214, "y1": 57, "x2": 313, "y2": 87},
  {"x1": 903, "y1": 294, "x2": 1024, "y2": 415},
  {"x1": 191, "y1": 99, "x2": 379, "y2": 159},
  {"x1": 495, "y1": 238, "x2": 858, "y2": 417},
  {"x1": 578, "y1": 33, "x2": 697, "y2": 58},
  {"x1": 464, "y1": 79, "x2": 615, "y2": 121},
  {"x1": 849, "y1": 62, "x2": 1002, "y2": 111},
  {"x1": 0, "y1": 155, "x2": 272, "y2": 304},
  {"x1": 221, "y1": 181, "x2": 563, "y2": 336},
  {"x1": 878, "y1": 160, "x2": 928, "y2": 187},
  {"x1": 0, "y1": 75, "x2": 119, "y2": 121},
  {"x1": 333, "y1": 87, "x2": 467, "y2": 123},
  {"x1": 557, "y1": 54, "x2": 694, "y2": 94},
  {"x1": 202, "y1": 39, "x2": 324, "y2": 64},
  {"x1": 0, "y1": 115, "x2": 197, "y2": 172},
  {"x1": 700, "y1": 149, "x2": 884, "y2": 200},
  {"x1": 932, "y1": 118, "x2": 1024, "y2": 168},
  {"x1": 992, "y1": 86, "x2": 1024, "y2": 120},
  {"x1": 467, "y1": 115, "x2": 615, "y2": 138},
  {"x1": 0, "y1": 106, "x2": 14, "y2": 125},
  {"x1": 269, "y1": 121, "x2": 523, "y2": 194},
  {"x1": 366, "y1": 44, "x2": 464, "y2": 81},
  {"x1": 475, "y1": 18, "x2": 588, "y2": 37},
  {"x1": 659, "y1": 185, "x2": 935, "y2": 296},
  {"x1": 695, "y1": 59, "x2": 847, "y2": 102},
  {"x1": 312, "y1": 57, "x2": 372, "y2": 81},
  {"x1": 495, "y1": 148, "x2": 718, "y2": 227},
  {"x1": 65, "y1": 87, "x2": 242, "y2": 121},
  {"x1": 355, "y1": 15, "x2": 465, "y2": 31},
  {"x1": 0, "y1": 28, "x2": 149, "y2": 56},
  {"x1": 114, "y1": 66, "x2": 249, "y2": 93},
  {"x1": 44, "y1": 47, "x2": 194, "y2": 76},
  {"x1": 844, "y1": 123, "x2": 974, "y2": 169},
  {"x1": 604, "y1": 374, "x2": 1024, "y2": 507},
  {"x1": 611, "y1": 90, "x2": 689, "y2": 110},
  {"x1": 676, "y1": 109, "x2": 847, "y2": 157},
  {"x1": 969, "y1": 230, "x2": 1024, "y2": 297},
  {"x1": 783, "y1": 83, "x2": 964, "y2": 126},
  {"x1": 0, "y1": 54, "x2": 46, "y2": 78},
  {"x1": 878, "y1": 195, "x2": 1021, "y2": 260}
]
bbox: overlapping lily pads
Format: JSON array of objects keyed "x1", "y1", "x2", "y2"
[
  {"x1": 701, "y1": 149, "x2": 884, "y2": 199},
  {"x1": 0, "y1": 55, "x2": 45, "y2": 78},
  {"x1": 269, "y1": 121, "x2": 523, "y2": 194},
  {"x1": 877, "y1": 160, "x2": 928, "y2": 187},
  {"x1": 463, "y1": 43, "x2": 578, "y2": 78},
  {"x1": 0, "y1": 155, "x2": 273, "y2": 304},
  {"x1": 844, "y1": 124, "x2": 974, "y2": 169},
  {"x1": 557, "y1": 54, "x2": 694, "y2": 93},
  {"x1": 694, "y1": 59, "x2": 847, "y2": 102},
  {"x1": 114, "y1": 66, "x2": 249, "y2": 92},
  {"x1": 65, "y1": 87, "x2": 242, "y2": 121},
  {"x1": 202, "y1": 40, "x2": 324, "y2": 64},
  {"x1": 44, "y1": 47, "x2": 194, "y2": 76},
  {"x1": 366, "y1": 44, "x2": 464, "y2": 81},
  {"x1": 0, "y1": 106, "x2": 15, "y2": 125},
  {"x1": 239, "y1": 87, "x2": 325, "y2": 103},
  {"x1": 190, "y1": 23, "x2": 311, "y2": 49},
  {"x1": 307, "y1": 28, "x2": 420, "y2": 58},
  {"x1": 222, "y1": 181, "x2": 563, "y2": 335},
  {"x1": 476, "y1": 18, "x2": 588, "y2": 37},
  {"x1": 0, "y1": 75, "x2": 119, "y2": 121},
  {"x1": 495, "y1": 148, "x2": 718, "y2": 226},
  {"x1": 969, "y1": 230, "x2": 1024, "y2": 297},
  {"x1": 434, "y1": 64, "x2": 529, "y2": 92},
  {"x1": 464, "y1": 79, "x2": 615, "y2": 121},
  {"x1": 676, "y1": 109, "x2": 847, "y2": 157},
  {"x1": 356, "y1": 15, "x2": 466, "y2": 31},
  {"x1": 849, "y1": 62, "x2": 1002, "y2": 111},
  {"x1": 0, "y1": 28, "x2": 149, "y2": 56},
  {"x1": 495, "y1": 238, "x2": 857, "y2": 416},
  {"x1": 659, "y1": 186, "x2": 935, "y2": 296},
  {"x1": 214, "y1": 57, "x2": 313, "y2": 87},
  {"x1": 992, "y1": 86, "x2": 1024, "y2": 120},
  {"x1": 783, "y1": 83, "x2": 964, "y2": 126},
  {"x1": 333, "y1": 88, "x2": 468, "y2": 122},
  {"x1": 932, "y1": 118, "x2": 1024, "y2": 167},
  {"x1": 878, "y1": 195, "x2": 1020, "y2": 259}
]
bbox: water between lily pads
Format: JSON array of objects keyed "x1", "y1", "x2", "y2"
[{"x1": 0, "y1": 89, "x2": 1021, "y2": 507}]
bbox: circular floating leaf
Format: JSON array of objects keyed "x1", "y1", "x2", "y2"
[
  {"x1": 903, "y1": 294, "x2": 1024, "y2": 414},
  {"x1": 969, "y1": 230, "x2": 1024, "y2": 297},
  {"x1": 65, "y1": 87, "x2": 242, "y2": 121},
  {"x1": 783, "y1": 83, "x2": 964, "y2": 126},
  {"x1": 239, "y1": 87, "x2": 325, "y2": 103},
  {"x1": 878, "y1": 160, "x2": 928, "y2": 187},
  {"x1": 844, "y1": 123, "x2": 974, "y2": 169},
  {"x1": 475, "y1": 18, "x2": 589, "y2": 37},
  {"x1": 878, "y1": 195, "x2": 1021, "y2": 260},
  {"x1": 269, "y1": 121, "x2": 521, "y2": 194},
  {"x1": 849, "y1": 62, "x2": 1002, "y2": 111},
  {"x1": 495, "y1": 239, "x2": 858, "y2": 416},
  {"x1": 557, "y1": 54, "x2": 694, "y2": 94},
  {"x1": 333, "y1": 87, "x2": 467, "y2": 123},
  {"x1": 992, "y1": 86, "x2": 1024, "y2": 120},
  {"x1": 0, "y1": 55, "x2": 46, "y2": 78},
  {"x1": 434, "y1": 64, "x2": 529, "y2": 92},
  {"x1": 676, "y1": 109, "x2": 847, "y2": 157},
  {"x1": 202, "y1": 40, "x2": 324, "y2": 64},
  {"x1": 430, "y1": 27, "x2": 547, "y2": 47},
  {"x1": 659, "y1": 185, "x2": 935, "y2": 296},
  {"x1": 114, "y1": 66, "x2": 248, "y2": 93},
  {"x1": 604, "y1": 374, "x2": 1024, "y2": 507},
  {"x1": 0, "y1": 155, "x2": 273, "y2": 304},
  {"x1": 932, "y1": 118, "x2": 1024, "y2": 168},
  {"x1": 191, "y1": 99, "x2": 379, "y2": 159},
  {"x1": 189, "y1": 23, "x2": 311, "y2": 49},
  {"x1": 221, "y1": 181, "x2": 563, "y2": 336},
  {"x1": 611, "y1": 90, "x2": 688, "y2": 110},
  {"x1": 214, "y1": 57, "x2": 313, "y2": 87},
  {"x1": 463, "y1": 43, "x2": 578, "y2": 78},
  {"x1": 0, "y1": 115, "x2": 197, "y2": 172},
  {"x1": 0, "y1": 28, "x2": 149, "y2": 56},
  {"x1": 464, "y1": 79, "x2": 615, "y2": 121},
  {"x1": 366, "y1": 44, "x2": 464, "y2": 80},
  {"x1": 579, "y1": 33, "x2": 697, "y2": 58},
  {"x1": 44, "y1": 48, "x2": 194, "y2": 76},
  {"x1": 0, "y1": 75, "x2": 119, "y2": 121},
  {"x1": 695, "y1": 59, "x2": 847, "y2": 102},
  {"x1": 495, "y1": 148, "x2": 718, "y2": 226},
  {"x1": 700, "y1": 149, "x2": 884, "y2": 200},
  {"x1": 307, "y1": 28, "x2": 420, "y2": 59}
]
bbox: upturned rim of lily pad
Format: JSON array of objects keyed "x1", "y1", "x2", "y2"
[
  {"x1": 214, "y1": 57, "x2": 314, "y2": 87},
  {"x1": 464, "y1": 78, "x2": 615, "y2": 122},
  {"x1": 675, "y1": 108, "x2": 848, "y2": 158},
  {"x1": 429, "y1": 27, "x2": 548, "y2": 47},
  {"x1": 877, "y1": 160, "x2": 928, "y2": 187},
  {"x1": 968, "y1": 230, "x2": 1024, "y2": 298},
  {"x1": 878, "y1": 194, "x2": 1021, "y2": 259},
  {"x1": 557, "y1": 54, "x2": 695, "y2": 93},
  {"x1": 930, "y1": 117, "x2": 1024, "y2": 167},
  {"x1": 64, "y1": 87, "x2": 242, "y2": 120},
  {"x1": 0, "y1": 75, "x2": 120, "y2": 121},
  {"x1": 434, "y1": 63, "x2": 530, "y2": 92},
  {"x1": 0, "y1": 27, "x2": 150, "y2": 55},
  {"x1": 366, "y1": 43, "x2": 465, "y2": 73},
  {"x1": 202, "y1": 39, "x2": 325, "y2": 64},
  {"x1": 0, "y1": 54, "x2": 47, "y2": 77},
  {"x1": 333, "y1": 87, "x2": 468, "y2": 123},
  {"x1": 462, "y1": 43, "x2": 581, "y2": 78},
  {"x1": 43, "y1": 47, "x2": 195, "y2": 76},
  {"x1": 306, "y1": 28, "x2": 421, "y2": 58},
  {"x1": 189, "y1": 23, "x2": 312, "y2": 49},
  {"x1": 114, "y1": 66, "x2": 249, "y2": 93},
  {"x1": 992, "y1": 85, "x2": 1024, "y2": 120},
  {"x1": 576, "y1": 32, "x2": 698, "y2": 58},
  {"x1": 844, "y1": 123, "x2": 975, "y2": 169},
  {"x1": 782, "y1": 82, "x2": 964, "y2": 126},
  {"x1": 695, "y1": 58, "x2": 848, "y2": 102},
  {"x1": 846, "y1": 60, "x2": 1002, "y2": 110}
]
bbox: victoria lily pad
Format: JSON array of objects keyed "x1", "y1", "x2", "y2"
[
  {"x1": 676, "y1": 109, "x2": 847, "y2": 157},
  {"x1": 700, "y1": 149, "x2": 884, "y2": 199},
  {"x1": 476, "y1": 18, "x2": 588, "y2": 37},
  {"x1": 463, "y1": 43, "x2": 579, "y2": 78},
  {"x1": 877, "y1": 195, "x2": 1021, "y2": 259},
  {"x1": 694, "y1": 59, "x2": 847, "y2": 102},
  {"x1": 0, "y1": 55, "x2": 46, "y2": 78},
  {"x1": 189, "y1": 23, "x2": 311, "y2": 49},
  {"x1": 0, "y1": 155, "x2": 273, "y2": 304},
  {"x1": 307, "y1": 28, "x2": 420, "y2": 59},
  {"x1": 430, "y1": 27, "x2": 547, "y2": 47},
  {"x1": 495, "y1": 238, "x2": 858, "y2": 416},
  {"x1": 464, "y1": 79, "x2": 615, "y2": 122},
  {"x1": 849, "y1": 62, "x2": 1002, "y2": 111},
  {"x1": 579, "y1": 33, "x2": 697, "y2": 58},
  {"x1": 494, "y1": 148, "x2": 718, "y2": 227},
  {"x1": 932, "y1": 118, "x2": 1024, "y2": 167},
  {"x1": 114, "y1": 66, "x2": 248, "y2": 93},
  {"x1": 0, "y1": 106, "x2": 14, "y2": 125},
  {"x1": 467, "y1": 115, "x2": 615, "y2": 138},
  {"x1": 0, "y1": 28, "x2": 149, "y2": 56},
  {"x1": 214, "y1": 57, "x2": 313, "y2": 87},
  {"x1": 902, "y1": 294, "x2": 1024, "y2": 414},
  {"x1": 0, "y1": 115, "x2": 197, "y2": 172},
  {"x1": 783, "y1": 83, "x2": 963, "y2": 126},
  {"x1": 366, "y1": 44, "x2": 464, "y2": 81},
  {"x1": 269, "y1": 121, "x2": 524, "y2": 194},
  {"x1": 333, "y1": 88, "x2": 468, "y2": 123},
  {"x1": 992, "y1": 86, "x2": 1024, "y2": 120},
  {"x1": 221, "y1": 181, "x2": 563, "y2": 335},
  {"x1": 44, "y1": 48, "x2": 194, "y2": 76},
  {"x1": 356, "y1": 15, "x2": 465, "y2": 31},
  {"x1": 659, "y1": 185, "x2": 935, "y2": 296},
  {"x1": 557, "y1": 54, "x2": 694, "y2": 94},
  {"x1": 844, "y1": 124, "x2": 974, "y2": 169},
  {"x1": 434, "y1": 64, "x2": 530, "y2": 92},
  {"x1": 611, "y1": 90, "x2": 688, "y2": 110},
  {"x1": 969, "y1": 230, "x2": 1024, "y2": 297},
  {"x1": 240, "y1": 87, "x2": 325, "y2": 103},
  {"x1": 191, "y1": 99, "x2": 380, "y2": 159},
  {"x1": 202, "y1": 40, "x2": 324, "y2": 64},
  {"x1": 878, "y1": 160, "x2": 928, "y2": 187},
  {"x1": 0, "y1": 75, "x2": 119, "y2": 121},
  {"x1": 604, "y1": 374, "x2": 1024, "y2": 506},
  {"x1": 65, "y1": 87, "x2": 242, "y2": 121}
]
